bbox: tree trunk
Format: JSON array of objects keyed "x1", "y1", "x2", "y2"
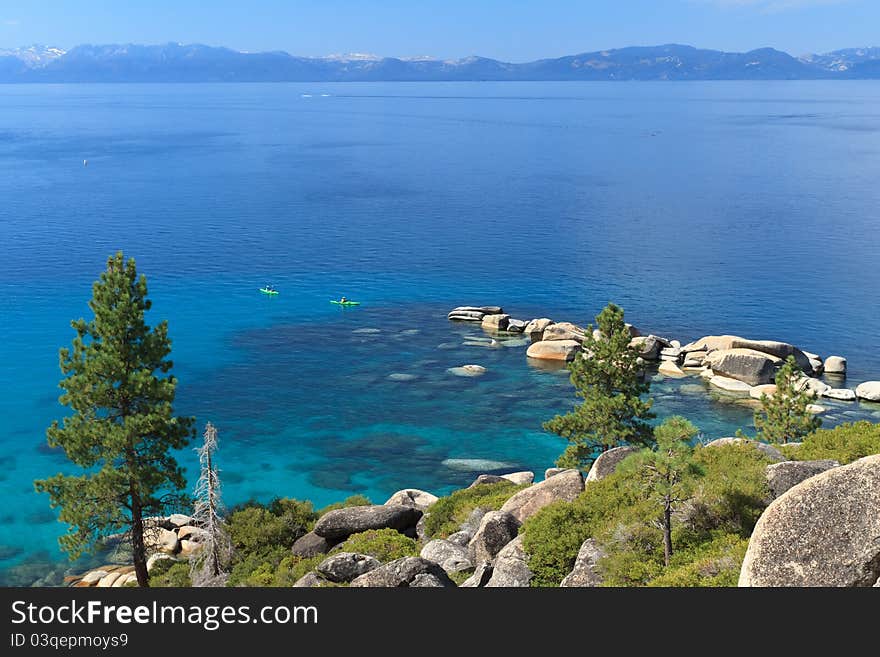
[
  {"x1": 130, "y1": 488, "x2": 150, "y2": 587},
  {"x1": 663, "y1": 501, "x2": 673, "y2": 567}
]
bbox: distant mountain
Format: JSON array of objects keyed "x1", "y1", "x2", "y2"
[{"x1": 1, "y1": 42, "x2": 879, "y2": 82}]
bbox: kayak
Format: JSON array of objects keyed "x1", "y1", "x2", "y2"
[
  {"x1": 330, "y1": 300, "x2": 360, "y2": 306},
  {"x1": 259, "y1": 288, "x2": 279, "y2": 295}
]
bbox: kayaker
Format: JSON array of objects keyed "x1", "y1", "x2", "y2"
[{"x1": 340, "y1": 296, "x2": 347, "y2": 303}]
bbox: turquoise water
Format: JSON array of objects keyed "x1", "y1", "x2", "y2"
[{"x1": 1, "y1": 82, "x2": 879, "y2": 584}]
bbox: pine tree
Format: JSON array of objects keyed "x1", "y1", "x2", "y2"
[
  {"x1": 623, "y1": 416, "x2": 702, "y2": 566},
  {"x1": 544, "y1": 302, "x2": 655, "y2": 471},
  {"x1": 754, "y1": 355, "x2": 821, "y2": 444},
  {"x1": 190, "y1": 422, "x2": 232, "y2": 587},
  {"x1": 35, "y1": 252, "x2": 194, "y2": 587}
]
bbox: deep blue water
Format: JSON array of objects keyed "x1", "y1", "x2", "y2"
[{"x1": 1, "y1": 82, "x2": 879, "y2": 584}]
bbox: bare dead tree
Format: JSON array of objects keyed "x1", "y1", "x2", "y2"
[{"x1": 190, "y1": 422, "x2": 232, "y2": 587}]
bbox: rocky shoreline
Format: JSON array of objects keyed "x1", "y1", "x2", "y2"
[{"x1": 447, "y1": 305, "x2": 880, "y2": 407}]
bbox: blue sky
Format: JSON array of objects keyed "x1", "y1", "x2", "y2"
[{"x1": 0, "y1": 0, "x2": 876, "y2": 60}]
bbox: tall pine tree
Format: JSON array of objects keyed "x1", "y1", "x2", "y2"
[
  {"x1": 35, "y1": 252, "x2": 194, "y2": 587},
  {"x1": 754, "y1": 355, "x2": 821, "y2": 444},
  {"x1": 544, "y1": 302, "x2": 654, "y2": 471}
]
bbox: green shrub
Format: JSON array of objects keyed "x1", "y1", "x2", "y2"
[
  {"x1": 423, "y1": 482, "x2": 527, "y2": 539},
  {"x1": 340, "y1": 528, "x2": 419, "y2": 562},
  {"x1": 783, "y1": 421, "x2": 880, "y2": 464},
  {"x1": 148, "y1": 559, "x2": 191, "y2": 587},
  {"x1": 227, "y1": 552, "x2": 323, "y2": 587},
  {"x1": 317, "y1": 495, "x2": 372, "y2": 516},
  {"x1": 648, "y1": 533, "x2": 748, "y2": 587}
]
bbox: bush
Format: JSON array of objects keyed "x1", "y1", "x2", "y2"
[
  {"x1": 317, "y1": 495, "x2": 372, "y2": 516},
  {"x1": 782, "y1": 421, "x2": 880, "y2": 464},
  {"x1": 149, "y1": 559, "x2": 191, "y2": 587},
  {"x1": 341, "y1": 528, "x2": 419, "y2": 562},
  {"x1": 647, "y1": 533, "x2": 748, "y2": 587},
  {"x1": 423, "y1": 482, "x2": 527, "y2": 539}
]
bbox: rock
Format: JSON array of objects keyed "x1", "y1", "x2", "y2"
[
  {"x1": 766, "y1": 460, "x2": 840, "y2": 499},
  {"x1": 524, "y1": 318, "x2": 554, "y2": 343},
  {"x1": 415, "y1": 515, "x2": 429, "y2": 542},
  {"x1": 313, "y1": 505, "x2": 422, "y2": 541},
  {"x1": 448, "y1": 306, "x2": 502, "y2": 322},
  {"x1": 176, "y1": 525, "x2": 204, "y2": 542},
  {"x1": 543, "y1": 322, "x2": 586, "y2": 343},
  {"x1": 740, "y1": 455, "x2": 880, "y2": 587},
  {"x1": 447, "y1": 531, "x2": 472, "y2": 547},
  {"x1": 708, "y1": 375, "x2": 753, "y2": 396},
  {"x1": 822, "y1": 388, "x2": 856, "y2": 402},
  {"x1": 824, "y1": 356, "x2": 847, "y2": 375},
  {"x1": 291, "y1": 531, "x2": 334, "y2": 557},
  {"x1": 481, "y1": 314, "x2": 511, "y2": 331},
  {"x1": 750, "y1": 384, "x2": 777, "y2": 400},
  {"x1": 410, "y1": 573, "x2": 449, "y2": 587},
  {"x1": 526, "y1": 339, "x2": 580, "y2": 361},
  {"x1": 459, "y1": 562, "x2": 493, "y2": 587},
  {"x1": 147, "y1": 527, "x2": 179, "y2": 555},
  {"x1": 447, "y1": 364, "x2": 487, "y2": 377},
  {"x1": 728, "y1": 339, "x2": 812, "y2": 372},
  {"x1": 485, "y1": 536, "x2": 532, "y2": 587},
  {"x1": 544, "y1": 467, "x2": 566, "y2": 480},
  {"x1": 458, "y1": 508, "x2": 488, "y2": 536},
  {"x1": 560, "y1": 538, "x2": 605, "y2": 587},
  {"x1": 855, "y1": 381, "x2": 880, "y2": 402},
  {"x1": 292, "y1": 572, "x2": 325, "y2": 588},
  {"x1": 659, "y1": 347, "x2": 682, "y2": 362},
  {"x1": 420, "y1": 539, "x2": 472, "y2": 574},
  {"x1": 96, "y1": 571, "x2": 122, "y2": 588},
  {"x1": 658, "y1": 360, "x2": 686, "y2": 378},
  {"x1": 705, "y1": 348, "x2": 781, "y2": 385},
  {"x1": 349, "y1": 557, "x2": 455, "y2": 587},
  {"x1": 468, "y1": 511, "x2": 521, "y2": 564},
  {"x1": 680, "y1": 335, "x2": 742, "y2": 354},
  {"x1": 468, "y1": 474, "x2": 508, "y2": 488},
  {"x1": 178, "y1": 540, "x2": 202, "y2": 557},
  {"x1": 167, "y1": 514, "x2": 192, "y2": 527},
  {"x1": 586, "y1": 446, "x2": 640, "y2": 483},
  {"x1": 448, "y1": 311, "x2": 485, "y2": 322},
  {"x1": 384, "y1": 489, "x2": 439, "y2": 510},
  {"x1": 806, "y1": 404, "x2": 827, "y2": 414},
  {"x1": 443, "y1": 457, "x2": 516, "y2": 472},
  {"x1": 388, "y1": 373, "x2": 417, "y2": 381},
  {"x1": 500, "y1": 469, "x2": 585, "y2": 522},
  {"x1": 317, "y1": 552, "x2": 381, "y2": 583},
  {"x1": 670, "y1": 339, "x2": 681, "y2": 349},
  {"x1": 113, "y1": 573, "x2": 138, "y2": 588},
  {"x1": 80, "y1": 570, "x2": 109, "y2": 585},
  {"x1": 506, "y1": 319, "x2": 527, "y2": 333},
  {"x1": 501, "y1": 471, "x2": 534, "y2": 485},
  {"x1": 699, "y1": 368, "x2": 715, "y2": 380},
  {"x1": 683, "y1": 351, "x2": 707, "y2": 367},
  {"x1": 703, "y1": 437, "x2": 786, "y2": 462},
  {"x1": 797, "y1": 377, "x2": 831, "y2": 397},
  {"x1": 808, "y1": 358, "x2": 824, "y2": 376},
  {"x1": 629, "y1": 335, "x2": 670, "y2": 360}
]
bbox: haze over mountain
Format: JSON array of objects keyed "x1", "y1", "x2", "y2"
[{"x1": 1, "y1": 42, "x2": 880, "y2": 82}]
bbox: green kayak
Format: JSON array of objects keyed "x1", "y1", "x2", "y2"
[
  {"x1": 259, "y1": 288, "x2": 279, "y2": 295},
  {"x1": 330, "y1": 300, "x2": 360, "y2": 306}
]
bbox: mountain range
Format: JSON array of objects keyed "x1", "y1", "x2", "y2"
[{"x1": 1, "y1": 43, "x2": 880, "y2": 82}]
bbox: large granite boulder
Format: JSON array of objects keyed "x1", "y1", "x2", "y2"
[
  {"x1": 468, "y1": 474, "x2": 507, "y2": 488},
  {"x1": 798, "y1": 377, "x2": 831, "y2": 398},
  {"x1": 680, "y1": 335, "x2": 742, "y2": 354},
  {"x1": 739, "y1": 455, "x2": 880, "y2": 587},
  {"x1": 459, "y1": 562, "x2": 493, "y2": 588},
  {"x1": 544, "y1": 467, "x2": 566, "y2": 480},
  {"x1": 824, "y1": 356, "x2": 846, "y2": 375},
  {"x1": 766, "y1": 460, "x2": 839, "y2": 499},
  {"x1": 313, "y1": 505, "x2": 422, "y2": 541},
  {"x1": 750, "y1": 384, "x2": 777, "y2": 400},
  {"x1": 500, "y1": 469, "x2": 585, "y2": 523},
  {"x1": 384, "y1": 489, "x2": 439, "y2": 510},
  {"x1": 629, "y1": 335, "x2": 670, "y2": 361},
  {"x1": 542, "y1": 322, "x2": 586, "y2": 343},
  {"x1": 485, "y1": 536, "x2": 532, "y2": 587},
  {"x1": 448, "y1": 306, "x2": 503, "y2": 322},
  {"x1": 481, "y1": 314, "x2": 511, "y2": 331},
  {"x1": 526, "y1": 340, "x2": 580, "y2": 361},
  {"x1": 468, "y1": 511, "x2": 521, "y2": 565},
  {"x1": 708, "y1": 375, "x2": 753, "y2": 396},
  {"x1": 822, "y1": 388, "x2": 856, "y2": 402},
  {"x1": 855, "y1": 381, "x2": 880, "y2": 402},
  {"x1": 586, "y1": 446, "x2": 640, "y2": 483},
  {"x1": 683, "y1": 351, "x2": 708, "y2": 368},
  {"x1": 524, "y1": 318, "x2": 554, "y2": 343},
  {"x1": 729, "y1": 339, "x2": 812, "y2": 372},
  {"x1": 658, "y1": 360, "x2": 686, "y2": 378},
  {"x1": 292, "y1": 572, "x2": 325, "y2": 588},
  {"x1": 501, "y1": 471, "x2": 534, "y2": 485},
  {"x1": 560, "y1": 538, "x2": 605, "y2": 587},
  {"x1": 291, "y1": 531, "x2": 334, "y2": 558},
  {"x1": 316, "y1": 552, "x2": 381, "y2": 583},
  {"x1": 705, "y1": 348, "x2": 781, "y2": 385},
  {"x1": 703, "y1": 437, "x2": 785, "y2": 462},
  {"x1": 420, "y1": 539, "x2": 472, "y2": 574},
  {"x1": 349, "y1": 557, "x2": 456, "y2": 587}
]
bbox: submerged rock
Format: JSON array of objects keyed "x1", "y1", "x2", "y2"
[
  {"x1": 387, "y1": 373, "x2": 417, "y2": 381},
  {"x1": 442, "y1": 458, "x2": 516, "y2": 472},
  {"x1": 447, "y1": 364, "x2": 487, "y2": 377},
  {"x1": 740, "y1": 455, "x2": 880, "y2": 587},
  {"x1": 708, "y1": 375, "x2": 753, "y2": 396}
]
